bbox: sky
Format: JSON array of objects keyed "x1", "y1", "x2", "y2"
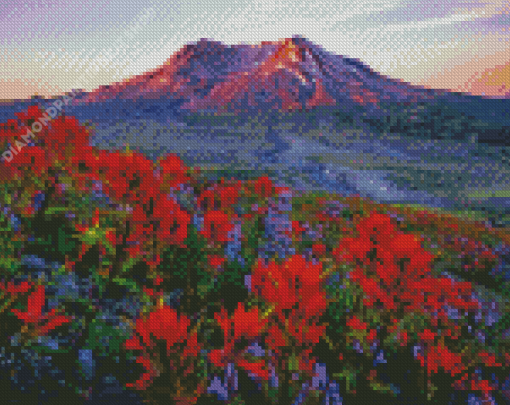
[{"x1": 1, "y1": 0, "x2": 509, "y2": 100}]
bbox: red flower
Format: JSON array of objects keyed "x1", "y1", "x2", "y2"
[
  {"x1": 397, "y1": 329, "x2": 408, "y2": 346},
  {"x1": 157, "y1": 153, "x2": 190, "y2": 190},
  {"x1": 298, "y1": 348, "x2": 317, "y2": 374},
  {"x1": 253, "y1": 176, "x2": 274, "y2": 198},
  {"x1": 417, "y1": 343, "x2": 466, "y2": 377},
  {"x1": 237, "y1": 358, "x2": 270, "y2": 380},
  {"x1": 346, "y1": 315, "x2": 368, "y2": 331},
  {"x1": 0, "y1": 119, "x2": 21, "y2": 144},
  {"x1": 0, "y1": 280, "x2": 32, "y2": 295},
  {"x1": 197, "y1": 183, "x2": 240, "y2": 212},
  {"x1": 417, "y1": 329, "x2": 437, "y2": 344},
  {"x1": 349, "y1": 268, "x2": 397, "y2": 311},
  {"x1": 47, "y1": 115, "x2": 91, "y2": 160},
  {"x1": 478, "y1": 351, "x2": 503, "y2": 368},
  {"x1": 199, "y1": 210, "x2": 235, "y2": 242},
  {"x1": 181, "y1": 330, "x2": 200, "y2": 360},
  {"x1": 380, "y1": 233, "x2": 422, "y2": 256},
  {"x1": 4, "y1": 146, "x2": 50, "y2": 177},
  {"x1": 11, "y1": 285, "x2": 72, "y2": 336},
  {"x1": 88, "y1": 150, "x2": 158, "y2": 205},
  {"x1": 152, "y1": 194, "x2": 190, "y2": 247},
  {"x1": 366, "y1": 328, "x2": 378, "y2": 343},
  {"x1": 287, "y1": 316, "x2": 326, "y2": 346},
  {"x1": 127, "y1": 304, "x2": 191, "y2": 356},
  {"x1": 126, "y1": 355, "x2": 160, "y2": 390},
  {"x1": 356, "y1": 211, "x2": 396, "y2": 239},
  {"x1": 265, "y1": 324, "x2": 287, "y2": 355},
  {"x1": 197, "y1": 189, "x2": 219, "y2": 212},
  {"x1": 214, "y1": 303, "x2": 269, "y2": 348},
  {"x1": 333, "y1": 237, "x2": 373, "y2": 264},
  {"x1": 208, "y1": 255, "x2": 226, "y2": 268},
  {"x1": 252, "y1": 255, "x2": 328, "y2": 337},
  {"x1": 292, "y1": 220, "x2": 307, "y2": 240},
  {"x1": 312, "y1": 243, "x2": 326, "y2": 257},
  {"x1": 14, "y1": 105, "x2": 43, "y2": 122}
]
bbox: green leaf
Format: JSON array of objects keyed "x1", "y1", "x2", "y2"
[
  {"x1": 0, "y1": 258, "x2": 22, "y2": 275},
  {"x1": 368, "y1": 378, "x2": 401, "y2": 397},
  {"x1": 120, "y1": 257, "x2": 140, "y2": 274},
  {"x1": 333, "y1": 365, "x2": 358, "y2": 393},
  {"x1": 84, "y1": 319, "x2": 129, "y2": 356},
  {"x1": 111, "y1": 277, "x2": 141, "y2": 294},
  {"x1": 45, "y1": 207, "x2": 69, "y2": 215}
]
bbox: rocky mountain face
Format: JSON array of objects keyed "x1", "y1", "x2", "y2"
[{"x1": 76, "y1": 35, "x2": 454, "y2": 113}]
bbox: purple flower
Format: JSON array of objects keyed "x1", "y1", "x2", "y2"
[
  {"x1": 373, "y1": 350, "x2": 387, "y2": 366},
  {"x1": 207, "y1": 375, "x2": 229, "y2": 401},
  {"x1": 312, "y1": 363, "x2": 328, "y2": 391},
  {"x1": 323, "y1": 381, "x2": 342, "y2": 405},
  {"x1": 246, "y1": 342, "x2": 265, "y2": 357},
  {"x1": 292, "y1": 382, "x2": 310, "y2": 405},
  {"x1": 244, "y1": 275, "x2": 251, "y2": 293}
]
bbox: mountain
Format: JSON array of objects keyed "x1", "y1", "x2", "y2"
[
  {"x1": 38, "y1": 36, "x2": 506, "y2": 146},
  {"x1": 75, "y1": 35, "x2": 460, "y2": 113}
]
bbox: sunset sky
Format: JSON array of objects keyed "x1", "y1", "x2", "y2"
[{"x1": 1, "y1": 0, "x2": 509, "y2": 100}]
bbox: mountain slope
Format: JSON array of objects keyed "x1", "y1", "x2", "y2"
[{"x1": 76, "y1": 36, "x2": 457, "y2": 113}]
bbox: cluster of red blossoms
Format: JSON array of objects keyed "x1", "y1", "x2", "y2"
[
  {"x1": 1, "y1": 105, "x2": 508, "y2": 403},
  {"x1": 332, "y1": 211, "x2": 504, "y2": 398},
  {"x1": 123, "y1": 253, "x2": 329, "y2": 391}
]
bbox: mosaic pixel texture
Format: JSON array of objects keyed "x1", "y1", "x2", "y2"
[{"x1": 0, "y1": 1, "x2": 509, "y2": 404}]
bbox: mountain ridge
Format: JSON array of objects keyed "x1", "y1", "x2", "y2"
[{"x1": 75, "y1": 35, "x2": 503, "y2": 113}]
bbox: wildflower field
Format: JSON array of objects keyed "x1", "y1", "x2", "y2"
[{"x1": 1, "y1": 105, "x2": 509, "y2": 404}]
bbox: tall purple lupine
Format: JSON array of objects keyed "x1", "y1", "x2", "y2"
[
  {"x1": 258, "y1": 189, "x2": 295, "y2": 262},
  {"x1": 225, "y1": 219, "x2": 245, "y2": 267}
]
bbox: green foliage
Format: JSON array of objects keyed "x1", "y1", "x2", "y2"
[{"x1": 84, "y1": 318, "x2": 130, "y2": 357}]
